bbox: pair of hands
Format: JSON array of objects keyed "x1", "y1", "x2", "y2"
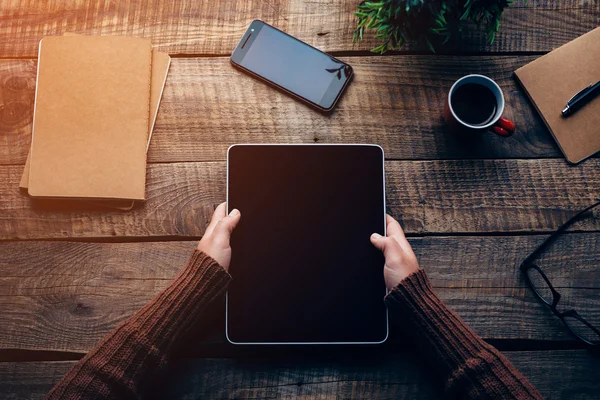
[{"x1": 197, "y1": 203, "x2": 420, "y2": 289}]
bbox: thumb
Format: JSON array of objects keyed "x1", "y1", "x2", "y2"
[
  {"x1": 212, "y1": 209, "x2": 241, "y2": 245},
  {"x1": 370, "y1": 233, "x2": 393, "y2": 252},
  {"x1": 370, "y1": 233, "x2": 404, "y2": 266}
]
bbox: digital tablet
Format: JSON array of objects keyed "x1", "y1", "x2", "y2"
[{"x1": 226, "y1": 144, "x2": 388, "y2": 344}]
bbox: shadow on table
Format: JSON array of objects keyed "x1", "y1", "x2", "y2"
[{"x1": 155, "y1": 308, "x2": 446, "y2": 399}]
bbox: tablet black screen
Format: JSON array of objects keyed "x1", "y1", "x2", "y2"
[{"x1": 226, "y1": 145, "x2": 387, "y2": 343}]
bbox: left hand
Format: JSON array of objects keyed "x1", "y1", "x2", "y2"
[
  {"x1": 197, "y1": 202, "x2": 241, "y2": 271},
  {"x1": 370, "y1": 214, "x2": 420, "y2": 290}
]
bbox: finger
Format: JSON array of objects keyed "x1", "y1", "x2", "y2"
[
  {"x1": 385, "y1": 214, "x2": 405, "y2": 240},
  {"x1": 204, "y1": 202, "x2": 227, "y2": 237},
  {"x1": 385, "y1": 214, "x2": 413, "y2": 254},
  {"x1": 370, "y1": 234, "x2": 406, "y2": 267},
  {"x1": 212, "y1": 209, "x2": 242, "y2": 246}
]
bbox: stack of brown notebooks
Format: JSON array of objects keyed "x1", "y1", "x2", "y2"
[{"x1": 20, "y1": 34, "x2": 171, "y2": 210}]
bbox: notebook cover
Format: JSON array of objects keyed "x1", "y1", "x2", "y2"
[
  {"x1": 94, "y1": 50, "x2": 171, "y2": 210},
  {"x1": 515, "y1": 27, "x2": 600, "y2": 164},
  {"x1": 20, "y1": 45, "x2": 171, "y2": 209},
  {"x1": 27, "y1": 36, "x2": 152, "y2": 200}
]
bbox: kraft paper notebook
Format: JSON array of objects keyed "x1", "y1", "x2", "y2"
[
  {"x1": 20, "y1": 41, "x2": 171, "y2": 209},
  {"x1": 515, "y1": 27, "x2": 600, "y2": 164},
  {"x1": 27, "y1": 36, "x2": 152, "y2": 200}
]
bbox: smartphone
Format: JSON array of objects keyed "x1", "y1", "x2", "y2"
[{"x1": 230, "y1": 20, "x2": 353, "y2": 112}]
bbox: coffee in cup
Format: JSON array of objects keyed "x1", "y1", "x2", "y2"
[{"x1": 444, "y1": 74, "x2": 515, "y2": 137}]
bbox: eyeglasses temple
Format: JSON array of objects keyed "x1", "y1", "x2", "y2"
[{"x1": 522, "y1": 199, "x2": 600, "y2": 266}]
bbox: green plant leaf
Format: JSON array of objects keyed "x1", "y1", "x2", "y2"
[
  {"x1": 366, "y1": 17, "x2": 377, "y2": 29},
  {"x1": 460, "y1": 7, "x2": 471, "y2": 21},
  {"x1": 355, "y1": 0, "x2": 513, "y2": 54},
  {"x1": 363, "y1": 2, "x2": 384, "y2": 10},
  {"x1": 371, "y1": 43, "x2": 387, "y2": 54},
  {"x1": 425, "y1": 38, "x2": 435, "y2": 53}
]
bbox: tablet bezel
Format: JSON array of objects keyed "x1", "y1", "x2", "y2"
[{"x1": 225, "y1": 143, "x2": 389, "y2": 345}]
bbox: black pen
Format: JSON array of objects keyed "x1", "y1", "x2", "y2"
[{"x1": 562, "y1": 81, "x2": 600, "y2": 117}]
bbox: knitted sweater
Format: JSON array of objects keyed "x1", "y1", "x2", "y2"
[{"x1": 46, "y1": 250, "x2": 542, "y2": 399}]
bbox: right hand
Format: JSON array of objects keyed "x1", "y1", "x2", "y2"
[{"x1": 370, "y1": 214, "x2": 420, "y2": 290}]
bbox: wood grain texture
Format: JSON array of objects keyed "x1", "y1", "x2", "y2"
[
  {"x1": 0, "y1": 56, "x2": 576, "y2": 165},
  {"x1": 0, "y1": 60, "x2": 36, "y2": 165},
  {"x1": 1, "y1": 235, "x2": 598, "y2": 352},
  {"x1": 1, "y1": 351, "x2": 599, "y2": 400},
  {"x1": 160, "y1": 351, "x2": 600, "y2": 400},
  {"x1": 2, "y1": 159, "x2": 599, "y2": 240},
  {"x1": 2, "y1": 1, "x2": 599, "y2": 396},
  {"x1": 1, "y1": 1, "x2": 599, "y2": 58},
  {"x1": 0, "y1": 361, "x2": 71, "y2": 400}
]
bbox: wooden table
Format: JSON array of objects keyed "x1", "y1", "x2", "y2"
[{"x1": 1, "y1": 1, "x2": 599, "y2": 398}]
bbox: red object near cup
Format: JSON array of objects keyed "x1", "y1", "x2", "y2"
[{"x1": 444, "y1": 74, "x2": 516, "y2": 137}]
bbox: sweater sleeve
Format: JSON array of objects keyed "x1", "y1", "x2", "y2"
[
  {"x1": 46, "y1": 250, "x2": 231, "y2": 400},
  {"x1": 385, "y1": 269, "x2": 543, "y2": 400}
]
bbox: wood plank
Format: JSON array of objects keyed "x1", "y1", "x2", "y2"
[
  {"x1": 0, "y1": 56, "x2": 574, "y2": 165},
  {"x1": 1, "y1": 1, "x2": 599, "y2": 58},
  {"x1": 1, "y1": 235, "x2": 598, "y2": 352},
  {"x1": 0, "y1": 60, "x2": 36, "y2": 166},
  {"x1": 2, "y1": 159, "x2": 599, "y2": 240},
  {"x1": 0, "y1": 361, "x2": 71, "y2": 400},
  {"x1": 1, "y1": 350, "x2": 598, "y2": 399},
  {"x1": 160, "y1": 351, "x2": 600, "y2": 400}
]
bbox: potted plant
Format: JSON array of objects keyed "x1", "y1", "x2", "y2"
[{"x1": 354, "y1": 0, "x2": 515, "y2": 53}]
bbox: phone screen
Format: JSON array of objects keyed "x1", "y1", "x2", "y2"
[{"x1": 231, "y1": 21, "x2": 352, "y2": 110}]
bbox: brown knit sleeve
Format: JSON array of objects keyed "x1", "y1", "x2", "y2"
[
  {"x1": 385, "y1": 269, "x2": 543, "y2": 400},
  {"x1": 45, "y1": 250, "x2": 231, "y2": 400}
]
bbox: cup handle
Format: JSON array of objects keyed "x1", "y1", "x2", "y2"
[{"x1": 490, "y1": 117, "x2": 516, "y2": 137}]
